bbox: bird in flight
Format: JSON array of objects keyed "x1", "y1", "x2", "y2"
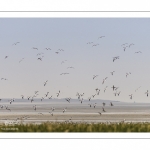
[
  {"x1": 93, "y1": 103, "x2": 97, "y2": 108},
  {"x1": 128, "y1": 43, "x2": 134, "y2": 48},
  {"x1": 19, "y1": 58, "x2": 24, "y2": 63},
  {"x1": 123, "y1": 46, "x2": 128, "y2": 51},
  {"x1": 5, "y1": 56, "x2": 8, "y2": 59},
  {"x1": 110, "y1": 102, "x2": 113, "y2": 106},
  {"x1": 135, "y1": 51, "x2": 142, "y2": 54},
  {"x1": 49, "y1": 111, "x2": 53, "y2": 116},
  {"x1": 88, "y1": 103, "x2": 92, "y2": 107},
  {"x1": 88, "y1": 97, "x2": 91, "y2": 101},
  {"x1": 126, "y1": 72, "x2": 131, "y2": 77},
  {"x1": 92, "y1": 94, "x2": 96, "y2": 98},
  {"x1": 98, "y1": 36, "x2": 105, "y2": 39},
  {"x1": 45, "y1": 92, "x2": 49, "y2": 97},
  {"x1": 121, "y1": 43, "x2": 128, "y2": 46},
  {"x1": 63, "y1": 107, "x2": 67, "y2": 113},
  {"x1": 129, "y1": 94, "x2": 133, "y2": 99},
  {"x1": 92, "y1": 44, "x2": 99, "y2": 47},
  {"x1": 113, "y1": 56, "x2": 119, "y2": 62},
  {"x1": 33, "y1": 47, "x2": 38, "y2": 50},
  {"x1": 60, "y1": 73, "x2": 69, "y2": 75},
  {"x1": 45, "y1": 48, "x2": 51, "y2": 50},
  {"x1": 67, "y1": 67, "x2": 74, "y2": 69},
  {"x1": 110, "y1": 71, "x2": 115, "y2": 75},
  {"x1": 111, "y1": 85, "x2": 117, "y2": 91},
  {"x1": 102, "y1": 77, "x2": 108, "y2": 84},
  {"x1": 87, "y1": 42, "x2": 93, "y2": 44},
  {"x1": 145, "y1": 90, "x2": 149, "y2": 97},
  {"x1": 104, "y1": 86, "x2": 108, "y2": 93},
  {"x1": 102, "y1": 102, "x2": 105, "y2": 107},
  {"x1": 1, "y1": 78, "x2": 7, "y2": 80},
  {"x1": 56, "y1": 90, "x2": 60, "y2": 97},
  {"x1": 37, "y1": 57, "x2": 42, "y2": 61},
  {"x1": 65, "y1": 97, "x2": 71, "y2": 103},
  {"x1": 117, "y1": 91, "x2": 121, "y2": 96},
  {"x1": 44, "y1": 80, "x2": 48, "y2": 86},
  {"x1": 48, "y1": 95, "x2": 53, "y2": 99},
  {"x1": 93, "y1": 75, "x2": 98, "y2": 80},
  {"x1": 12, "y1": 42, "x2": 20, "y2": 45}
]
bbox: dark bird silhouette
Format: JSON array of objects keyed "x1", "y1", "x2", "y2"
[
  {"x1": 145, "y1": 90, "x2": 149, "y2": 97},
  {"x1": 88, "y1": 103, "x2": 92, "y2": 107},
  {"x1": 44, "y1": 80, "x2": 48, "y2": 86},
  {"x1": 12, "y1": 42, "x2": 20, "y2": 45},
  {"x1": 98, "y1": 36, "x2": 105, "y2": 39},
  {"x1": 102, "y1": 77, "x2": 108, "y2": 84},
  {"x1": 21, "y1": 95, "x2": 24, "y2": 99},
  {"x1": 93, "y1": 75, "x2": 98, "y2": 80},
  {"x1": 102, "y1": 102, "x2": 105, "y2": 107},
  {"x1": 45, "y1": 92, "x2": 49, "y2": 97},
  {"x1": 48, "y1": 95, "x2": 53, "y2": 99},
  {"x1": 129, "y1": 94, "x2": 133, "y2": 99},
  {"x1": 111, "y1": 85, "x2": 117, "y2": 91},
  {"x1": 113, "y1": 56, "x2": 119, "y2": 62},
  {"x1": 63, "y1": 107, "x2": 67, "y2": 113},
  {"x1": 65, "y1": 98, "x2": 71, "y2": 103},
  {"x1": 128, "y1": 43, "x2": 134, "y2": 48},
  {"x1": 33, "y1": 47, "x2": 38, "y2": 50},
  {"x1": 92, "y1": 94, "x2": 96, "y2": 98},
  {"x1": 37, "y1": 57, "x2": 42, "y2": 61},
  {"x1": 110, "y1": 102, "x2": 113, "y2": 106},
  {"x1": 110, "y1": 71, "x2": 115, "y2": 75},
  {"x1": 135, "y1": 51, "x2": 142, "y2": 54},
  {"x1": 88, "y1": 97, "x2": 91, "y2": 101},
  {"x1": 93, "y1": 103, "x2": 97, "y2": 108}
]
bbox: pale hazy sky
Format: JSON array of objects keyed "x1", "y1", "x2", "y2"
[{"x1": 0, "y1": 18, "x2": 150, "y2": 102}]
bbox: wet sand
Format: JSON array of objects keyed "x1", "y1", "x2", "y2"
[{"x1": 1, "y1": 100, "x2": 150, "y2": 124}]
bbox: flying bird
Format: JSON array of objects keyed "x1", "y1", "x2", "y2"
[
  {"x1": 110, "y1": 71, "x2": 115, "y2": 75},
  {"x1": 44, "y1": 80, "x2": 48, "y2": 86},
  {"x1": 63, "y1": 107, "x2": 67, "y2": 113},
  {"x1": 113, "y1": 56, "x2": 119, "y2": 62},
  {"x1": 93, "y1": 75, "x2": 98, "y2": 80},
  {"x1": 145, "y1": 90, "x2": 149, "y2": 97},
  {"x1": 110, "y1": 102, "x2": 113, "y2": 106},
  {"x1": 129, "y1": 94, "x2": 133, "y2": 99},
  {"x1": 98, "y1": 36, "x2": 105, "y2": 39},
  {"x1": 33, "y1": 47, "x2": 38, "y2": 50},
  {"x1": 102, "y1": 77, "x2": 108, "y2": 84},
  {"x1": 12, "y1": 42, "x2": 20, "y2": 45}
]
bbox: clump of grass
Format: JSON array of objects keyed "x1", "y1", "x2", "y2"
[{"x1": 1, "y1": 122, "x2": 150, "y2": 132}]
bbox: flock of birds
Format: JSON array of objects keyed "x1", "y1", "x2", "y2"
[{"x1": 0, "y1": 36, "x2": 148, "y2": 125}]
